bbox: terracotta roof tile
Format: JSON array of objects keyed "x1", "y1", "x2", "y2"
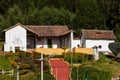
[
  {"x1": 3, "y1": 23, "x2": 70, "y2": 37},
  {"x1": 25, "y1": 25, "x2": 69, "y2": 36},
  {"x1": 81, "y1": 30, "x2": 116, "y2": 40}
]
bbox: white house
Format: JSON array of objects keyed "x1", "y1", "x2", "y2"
[
  {"x1": 80, "y1": 29, "x2": 116, "y2": 52},
  {"x1": 3, "y1": 23, "x2": 75, "y2": 52}
]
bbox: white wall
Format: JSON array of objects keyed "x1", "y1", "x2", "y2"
[
  {"x1": 36, "y1": 37, "x2": 59, "y2": 48},
  {"x1": 80, "y1": 36, "x2": 86, "y2": 47},
  {"x1": 4, "y1": 25, "x2": 27, "y2": 52},
  {"x1": 85, "y1": 39, "x2": 115, "y2": 52},
  {"x1": 73, "y1": 39, "x2": 80, "y2": 48},
  {"x1": 52, "y1": 38, "x2": 59, "y2": 48}
]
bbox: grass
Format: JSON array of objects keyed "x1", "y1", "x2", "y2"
[
  {"x1": 63, "y1": 52, "x2": 120, "y2": 79},
  {"x1": 0, "y1": 55, "x2": 12, "y2": 70},
  {"x1": 71, "y1": 66, "x2": 111, "y2": 80},
  {"x1": 0, "y1": 41, "x2": 4, "y2": 51}
]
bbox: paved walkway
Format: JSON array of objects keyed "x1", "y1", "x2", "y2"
[{"x1": 49, "y1": 58, "x2": 70, "y2": 80}]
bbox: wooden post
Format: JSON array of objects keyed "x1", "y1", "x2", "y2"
[{"x1": 2, "y1": 69, "x2": 4, "y2": 74}]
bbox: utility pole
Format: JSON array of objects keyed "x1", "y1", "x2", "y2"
[
  {"x1": 36, "y1": 53, "x2": 56, "y2": 80},
  {"x1": 41, "y1": 53, "x2": 43, "y2": 80},
  {"x1": 77, "y1": 66, "x2": 79, "y2": 80},
  {"x1": 17, "y1": 62, "x2": 21, "y2": 80}
]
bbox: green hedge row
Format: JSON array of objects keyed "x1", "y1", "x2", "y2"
[{"x1": 63, "y1": 52, "x2": 93, "y2": 64}]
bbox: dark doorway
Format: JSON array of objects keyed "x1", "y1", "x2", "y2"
[
  {"x1": 27, "y1": 36, "x2": 35, "y2": 49},
  {"x1": 47, "y1": 39, "x2": 52, "y2": 48}
]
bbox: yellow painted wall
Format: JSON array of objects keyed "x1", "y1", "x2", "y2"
[
  {"x1": 35, "y1": 48, "x2": 69, "y2": 55},
  {"x1": 35, "y1": 48, "x2": 93, "y2": 55},
  {"x1": 74, "y1": 48, "x2": 93, "y2": 55}
]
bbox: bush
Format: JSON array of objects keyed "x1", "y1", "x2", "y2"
[
  {"x1": 9, "y1": 60, "x2": 17, "y2": 68},
  {"x1": 20, "y1": 63, "x2": 30, "y2": 69},
  {"x1": 63, "y1": 52, "x2": 92, "y2": 64},
  {"x1": 18, "y1": 51, "x2": 31, "y2": 58},
  {"x1": 19, "y1": 69, "x2": 29, "y2": 75},
  {"x1": 109, "y1": 42, "x2": 120, "y2": 57}
]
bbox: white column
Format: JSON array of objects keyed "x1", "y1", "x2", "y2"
[
  {"x1": 12, "y1": 45, "x2": 15, "y2": 53},
  {"x1": 70, "y1": 31, "x2": 73, "y2": 52},
  {"x1": 4, "y1": 43, "x2": 7, "y2": 51},
  {"x1": 44, "y1": 37, "x2": 47, "y2": 48}
]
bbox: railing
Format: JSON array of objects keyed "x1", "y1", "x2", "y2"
[
  {"x1": 0, "y1": 69, "x2": 13, "y2": 75},
  {"x1": 111, "y1": 77, "x2": 120, "y2": 80}
]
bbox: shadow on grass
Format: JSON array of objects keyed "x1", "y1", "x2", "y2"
[
  {"x1": 105, "y1": 54, "x2": 120, "y2": 62},
  {"x1": 105, "y1": 55, "x2": 115, "y2": 59}
]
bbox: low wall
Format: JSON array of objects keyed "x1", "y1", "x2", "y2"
[
  {"x1": 35, "y1": 48, "x2": 69, "y2": 55},
  {"x1": 74, "y1": 48, "x2": 93, "y2": 55},
  {"x1": 35, "y1": 48, "x2": 93, "y2": 55}
]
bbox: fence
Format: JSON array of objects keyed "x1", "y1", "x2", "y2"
[
  {"x1": 0, "y1": 69, "x2": 13, "y2": 75},
  {"x1": 111, "y1": 77, "x2": 120, "y2": 80}
]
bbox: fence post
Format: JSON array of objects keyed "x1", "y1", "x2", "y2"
[
  {"x1": 111, "y1": 77, "x2": 113, "y2": 80},
  {"x1": 11, "y1": 69, "x2": 14, "y2": 75},
  {"x1": 2, "y1": 69, "x2": 4, "y2": 74}
]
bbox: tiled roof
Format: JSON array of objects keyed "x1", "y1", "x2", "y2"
[
  {"x1": 4, "y1": 23, "x2": 72, "y2": 37},
  {"x1": 25, "y1": 25, "x2": 69, "y2": 36},
  {"x1": 81, "y1": 29, "x2": 116, "y2": 40}
]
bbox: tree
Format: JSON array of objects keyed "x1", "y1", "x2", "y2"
[
  {"x1": 108, "y1": 42, "x2": 120, "y2": 59},
  {"x1": 72, "y1": 0, "x2": 105, "y2": 36},
  {"x1": 98, "y1": 0, "x2": 120, "y2": 30},
  {"x1": 37, "y1": 7, "x2": 73, "y2": 26},
  {"x1": 6, "y1": 5, "x2": 25, "y2": 25}
]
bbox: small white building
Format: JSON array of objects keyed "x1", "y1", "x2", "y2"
[
  {"x1": 80, "y1": 29, "x2": 116, "y2": 52},
  {"x1": 3, "y1": 23, "x2": 75, "y2": 52}
]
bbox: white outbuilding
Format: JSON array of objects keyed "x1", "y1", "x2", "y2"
[{"x1": 80, "y1": 29, "x2": 116, "y2": 52}]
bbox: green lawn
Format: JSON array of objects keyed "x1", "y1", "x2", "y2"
[{"x1": 0, "y1": 55, "x2": 12, "y2": 70}]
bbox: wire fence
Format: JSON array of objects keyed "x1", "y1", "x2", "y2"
[{"x1": 0, "y1": 69, "x2": 13, "y2": 75}]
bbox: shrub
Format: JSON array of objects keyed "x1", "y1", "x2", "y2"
[
  {"x1": 109, "y1": 42, "x2": 120, "y2": 58},
  {"x1": 9, "y1": 60, "x2": 17, "y2": 68},
  {"x1": 18, "y1": 51, "x2": 31, "y2": 58},
  {"x1": 32, "y1": 51, "x2": 41, "y2": 59},
  {"x1": 19, "y1": 69, "x2": 29, "y2": 75},
  {"x1": 20, "y1": 63, "x2": 30, "y2": 69},
  {"x1": 63, "y1": 52, "x2": 91, "y2": 64}
]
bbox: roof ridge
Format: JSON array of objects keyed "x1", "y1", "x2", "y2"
[
  {"x1": 24, "y1": 25, "x2": 68, "y2": 27},
  {"x1": 82, "y1": 29, "x2": 113, "y2": 32}
]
